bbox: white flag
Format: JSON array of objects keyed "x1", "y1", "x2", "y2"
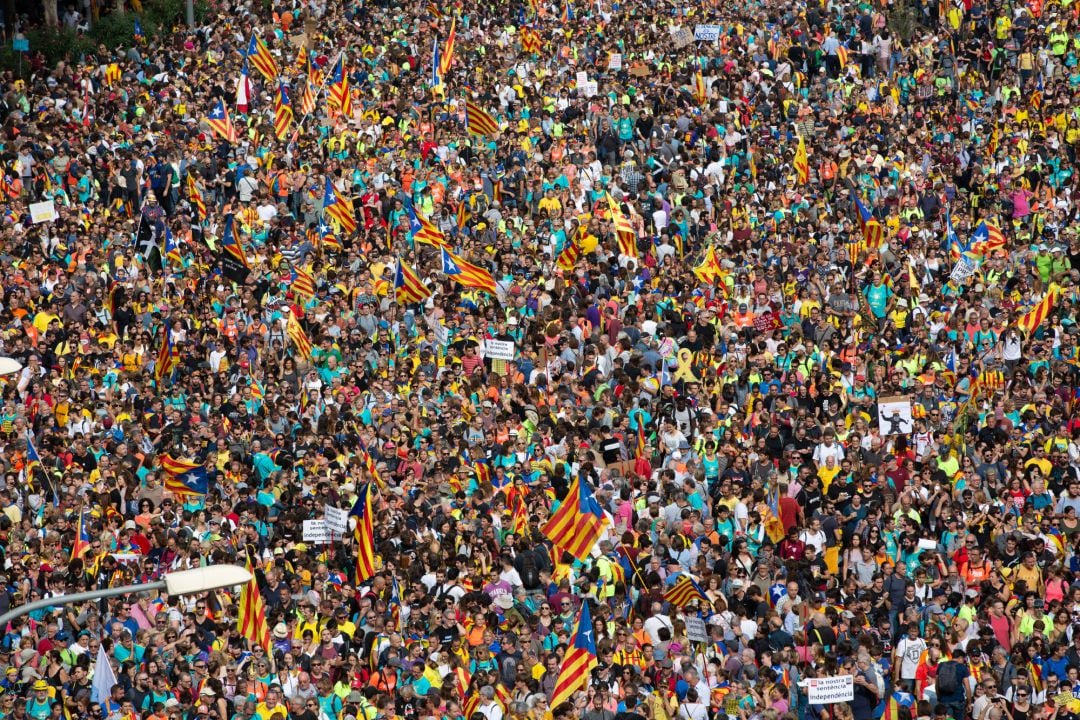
[{"x1": 91, "y1": 643, "x2": 118, "y2": 704}]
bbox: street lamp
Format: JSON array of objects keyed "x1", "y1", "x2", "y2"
[
  {"x1": 0, "y1": 565, "x2": 252, "y2": 628},
  {"x1": 0, "y1": 358, "x2": 23, "y2": 376}
]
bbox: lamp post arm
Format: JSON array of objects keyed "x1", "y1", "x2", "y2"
[{"x1": 0, "y1": 580, "x2": 167, "y2": 629}]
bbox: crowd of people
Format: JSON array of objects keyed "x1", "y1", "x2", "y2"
[{"x1": 3, "y1": 0, "x2": 1080, "y2": 720}]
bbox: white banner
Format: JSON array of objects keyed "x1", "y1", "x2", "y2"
[
  {"x1": 302, "y1": 519, "x2": 331, "y2": 544},
  {"x1": 578, "y1": 80, "x2": 598, "y2": 97},
  {"x1": 694, "y1": 24, "x2": 722, "y2": 41},
  {"x1": 30, "y1": 200, "x2": 57, "y2": 224},
  {"x1": 608, "y1": 53, "x2": 622, "y2": 70},
  {"x1": 483, "y1": 339, "x2": 516, "y2": 361},
  {"x1": 806, "y1": 676, "x2": 854, "y2": 704},
  {"x1": 324, "y1": 506, "x2": 349, "y2": 535}
]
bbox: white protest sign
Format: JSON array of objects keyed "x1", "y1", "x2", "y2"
[
  {"x1": 806, "y1": 676, "x2": 854, "y2": 704},
  {"x1": 483, "y1": 339, "x2": 516, "y2": 361},
  {"x1": 950, "y1": 256, "x2": 978, "y2": 284},
  {"x1": 578, "y1": 80, "x2": 598, "y2": 97},
  {"x1": 324, "y1": 505, "x2": 350, "y2": 535},
  {"x1": 608, "y1": 53, "x2": 622, "y2": 70},
  {"x1": 29, "y1": 200, "x2": 57, "y2": 224},
  {"x1": 576, "y1": 71, "x2": 589, "y2": 86},
  {"x1": 302, "y1": 519, "x2": 331, "y2": 544},
  {"x1": 685, "y1": 616, "x2": 708, "y2": 643},
  {"x1": 694, "y1": 24, "x2": 722, "y2": 41}
]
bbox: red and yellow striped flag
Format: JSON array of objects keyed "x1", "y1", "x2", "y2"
[
  {"x1": 273, "y1": 80, "x2": 293, "y2": 140},
  {"x1": 693, "y1": 71, "x2": 707, "y2": 105},
  {"x1": 1017, "y1": 284, "x2": 1060, "y2": 336},
  {"x1": 439, "y1": 17, "x2": 456, "y2": 77},
  {"x1": 549, "y1": 600, "x2": 598, "y2": 708},
  {"x1": 605, "y1": 193, "x2": 637, "y2": 257},
  {"x1": 187, "y1": 174, "x2": 206, "y2": 223},
  {"x1": 351, "y1": 483, "x2": 377, "y2": 584},
  {"x1": 465, "y1": 99, "x2": 500, "y2": 136},
  {"x1": 793, "y1": 134, "x2": 809, "y2": 183},
  {"x1": 394, "y1": 260, "x2": 432, "y2": 304},
  {"x1": 557, "y1": 226, "x2": 583, "y2": 271},
  {"x1": 237, "y1": 558, "x2": 271, "y2": 653},
  {"x1": 286, "y1": 312, "x2": 314, "y2": 360}
]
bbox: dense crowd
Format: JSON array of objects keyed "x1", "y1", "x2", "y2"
[{"x1": 4, "y1": 0, "x2": 1080, "y2": 720}]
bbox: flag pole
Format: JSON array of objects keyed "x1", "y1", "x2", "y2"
[{"x1": 290, "y1": 51, "x2": 344, "y2": 145}]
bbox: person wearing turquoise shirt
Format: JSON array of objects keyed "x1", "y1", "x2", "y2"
[
  {"x1": 252, "y1": 446, "x2": 281, "y2": 483},
  {"x1": 863, "y1": 271, "x2": 894, "y2": 319}
]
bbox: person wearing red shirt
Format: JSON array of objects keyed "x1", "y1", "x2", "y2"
[{"x1": 778, "y1": 528, "x2": 806, "y2": 561}]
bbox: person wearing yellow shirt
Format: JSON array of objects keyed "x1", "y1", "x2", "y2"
[
  {"x1": 818, "y1": 456, "x2": 842, "y2": 493},
  {"x1": 1013, "y1": 553, "x2": 1044, "y2": 596},
  {"x1": 538, "y1": 188, "x2": 561, "y2": 214},
  {"x1": 293, "y1": 602, "x2": 322, "y2": 641},
  {"x1": 1025, "y1": 448, "x2": 1052, "y2": 478},
  {"x1": 32, "y1": 309, "x2": 62, "y2": 333},
  {"x1": 332, "y1": 606, "x2": 356, "y2": 640},
  {"x1": 255, "y1": 686, "x2": 289, "y2": 720}
]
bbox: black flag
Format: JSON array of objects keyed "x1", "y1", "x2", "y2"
[{"x1": 135, "y1": 214, "x2": 165, "y2": 273}]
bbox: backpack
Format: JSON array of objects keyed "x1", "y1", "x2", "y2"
[
  {"x1": 519, "y1": 549, "x2": 540, "y2": 589},
  {"x1": 936, "y1": 661, "x2": 959, "y2": 695}
]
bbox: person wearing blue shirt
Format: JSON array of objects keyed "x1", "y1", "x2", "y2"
[{"x1": 25, "y1": 682, "x2": 55, "y2": 720}]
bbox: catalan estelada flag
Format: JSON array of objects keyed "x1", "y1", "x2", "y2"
[
  {"x1": 605, "y1": 193, "x2": 637, "y2": 257},
  {"x1": 793, "y1": 134, "x2": 809, "y2": 183},
  {"x1": 164, "y1": 226, "x2": 182, "y2": 265},
  {"x1": 71, "y1": 511, "x2": 92, "y2": 561},
  {"x1": 407, "y1": 204, "x2": 449, "y2": 248},
  {"x1": 159, "y1": 455, "x2": 209, "y2": 496},
  {"x1": 286, "y1": 312, "x2": 314, "y2": 360},
  {"x1": 246, "y1": 34, "x2": 279, "y2": 82},
  {"x1": 549, "y1": 600, "x2": 597, "y2": 709},
  {"x1": 350, "y1": 483, "x2": 377, "y2": 584},
  {"x1": 882, "y1": 692, "x2": 915, "y2": 720},
  {"x1": 441, "y1": 247, "x2": 497, "y2": 294},
  {"x1": 220, "y1": 213, "x2": 249, "y2": 268},
  {"x1": 541, "y1": 472, "x2": 608, "y2": 562},
  {"x1": 155, "y1": 321, "x2": 178, "y2": 382},
  {"x1": 456, "y1": 196, "x2": 471, "y2": 231},
  {"x1": 329, "y1": 55, "x2": 353, "y2": 117},
  {"x1": 395, "y1": 260, "x2": 432, "y2": 305},
  {"x1": 562, "y1": 0, "x2": 575, "y2": 22},
  {"x1": 439, "y1": 17, "x2": 456, "y2": 78},
  {"x1": 663, "y1": 574, "x2": 710, "y2": 607},
  {"x1": 556, "y1": 227, "x2": 582, "y2": 271},
  {"x1": 969, "y1": 219, "x2": 1007, "y2": 257},
  {"x1": 853, "y1": 195, "x2": 883, "y2": 250},
  {"x1": 25, "y1": 433, "x2": 42, "y2": 480},
  {"x1": 316, "y1": 219, "x2": 342, "y2": 251},
  {"x1": 1017, "y1": 284, "x2": 1060, "y2": 336},
  {"x1": 464, "y1": 99, "x2": 500, "y2": 136},
  {"x1": 274, "y1": 80, "x2": 293, "y2": 140},
  {"x1": 187, "y1": 174, "x2": 206, "y2": 222},
  {"x1": 238, "y1": 557, "x2": 271, "y2": 653},
  {"x1": 323, "y1": 178, "x2": 357, "y2": 234},
  {"x1": 105, "y1": 63, "x2": 122, "y2": 85},
  {"x1": 206, "y1": 99, "x2": 238, "y2": 143}
]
